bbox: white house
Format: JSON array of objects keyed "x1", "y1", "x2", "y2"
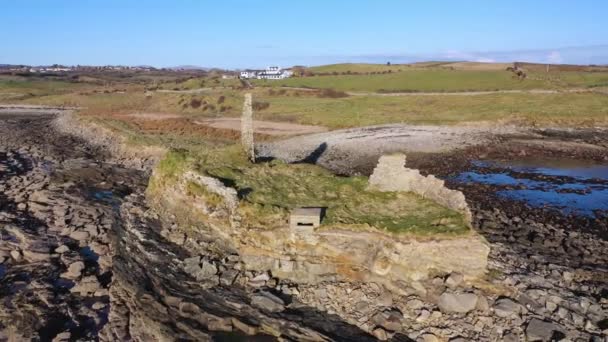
[
  {"x1": 240, "y1": 71, "x2": 257, "y2": 79},
  {"x1": 240, "y1": 66, "x2": 292, "y2": 80}
]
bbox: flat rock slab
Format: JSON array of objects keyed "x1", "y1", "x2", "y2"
[{"x1": 195, "y1": 118, "x2": 327, "y2": 136}]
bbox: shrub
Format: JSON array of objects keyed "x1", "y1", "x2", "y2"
[
  {"x1": 217, "y1": 95, "x2": 225, "y2": 104},
  {"x1": 317, "y1": 88, "x2": 349, "y2": 98},
  {"x1": 252, "y1": 101, "x2": 270, "y2": 111},
  {"x1": 190, "y1": 98, "x2": 202, "y2": 108}
]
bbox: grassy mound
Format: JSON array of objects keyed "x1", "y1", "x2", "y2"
[{"x1": 150, "y1": 147, "x2": 469, "y2": 236}]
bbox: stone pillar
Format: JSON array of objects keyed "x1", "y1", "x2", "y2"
[{"x1": 241, "y1": 93, "x2": 255, "y2": 162}]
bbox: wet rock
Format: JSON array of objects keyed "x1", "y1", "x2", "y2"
[
  {"x1": 71, "y1": 275, "x2": 101, "y2": 295},
  {"x1": 22, "y1": 249, "x2": 51, "y2": 262},
  {"x1": 62, "y1": 261, "x2": 85, "y2": 279},
  {"x1": 55, "y1": 245, "x2": 70, "y2": 254},
  {"x1": 69, "y1": 230, "x2": 90, "y2": 241},
  {"x1": 251, "y1": 291, "x2": 285, "y2": 312},
  {"x1": 92, "y1": 302, "x2": 106, "y2": 310},
  {"x1": 52, "y1": 331, "x2": 71, "y2": 342},
  {"x1": 437, "y1": 292, "x2": 478, "y2": 313}
]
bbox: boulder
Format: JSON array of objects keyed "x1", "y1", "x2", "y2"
[
  {"x1": 372, "y1": 309, "x2": 403, "y2": 332},
  {"x1": 525, "y1": 318, "x2": 562, "y2": 341},
  {"x1": 445, "y1": 272, "x2": 464, "y2": 288},
  {"x1": 417, "y1": 334, "x2": 439, "y2": 342},
  {"x1": 372, "y1": 327, "x2": 388, "y2": 340},
  {"x1": 251, "y1": 291, "x2": 285, "y2": 312},
  {"x1": 219, "y1": 269, "x2": 239, "y2": 286},
  {"x1": 71, "y1": 275, "x2": 101, "y2": 295},
  {"x1": 10, "y1": 250, "x2": 22, "y2": 261},
  {"x1": 437, "y1": 292, "x2": 478, "y2": 313},
  {"x1": 55, "y1": 245, "x2": 70, "y2": 254},
  {"x1": 69, "y1": 230, "x2": 90, "y2": 241},
  {"x1": 62, "y1": 261, "x2": 85, "y2": 279},
  {"x1": 183, "y1": 256, "x2": 217, "y2": 281},
  {"x1": 493, "y1": 298, "x2": 522, "y2": 318}
]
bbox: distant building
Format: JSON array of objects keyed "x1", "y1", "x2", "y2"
[{"x1": 239, "y1": 66, "x2": 293, "y2": 80}]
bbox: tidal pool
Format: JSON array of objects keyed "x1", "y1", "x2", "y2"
[{"x1": 453, "y1": 158, "x2": 608, "y2": 217}]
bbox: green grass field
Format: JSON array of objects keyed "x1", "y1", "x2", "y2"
[
  {"x1": 254, "y1": 69, "x2": 608, "y2": 93},
  {"x1": 256, "y1": 91, "x2": 608, "y2": 128},
  {"x1": 307, "y1": 63, "x2": 411, "y2": 74}
]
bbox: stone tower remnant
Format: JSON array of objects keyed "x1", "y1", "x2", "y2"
[
  {"x1": 368, "y1": 153, "x2": 472, "y2": 224},
  {"x1": 241, "y1": 93, "x2": 255, "y2": 162}
]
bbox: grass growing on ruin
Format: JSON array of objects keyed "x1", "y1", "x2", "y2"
[{"x1": 151, "y1": 147, "x2": 469, "y2": 236}]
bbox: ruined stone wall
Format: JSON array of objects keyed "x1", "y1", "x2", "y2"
[{"x1": 368, "y1": 154, "x2": 472, "y2": 224}]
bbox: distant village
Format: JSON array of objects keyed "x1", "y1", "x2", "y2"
[
  {"x1": 0, "y1": 64, "x2": 295, "y2": 80},
  {"x1": 0, "y1": 64, "x2": 157, "y2": 73},
  {"x1": 238, "y1": 66, "x2": 293, "y2": 80}
]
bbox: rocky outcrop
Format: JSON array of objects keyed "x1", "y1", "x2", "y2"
[
  {"x1": 2, "y1": 112, "x2": 606, "y2": 341},
  {"x1": 101, "y1": 193, "x2": 377, "y2": 341},
  {"x1": 368, "y1": 154, "x2": 472, "y2": 223},
  {"x1": 153, "y1": 169, "x2": 490, "y2": 296},
  {"x1": 52, "y1": 111, "x2": 164, "y2": 170}
]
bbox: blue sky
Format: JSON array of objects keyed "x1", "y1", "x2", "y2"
[{"x1": 1, "y1": 0, "x2": 607, "y2": 68}]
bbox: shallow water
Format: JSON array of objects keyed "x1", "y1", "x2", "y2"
[{"x1": 454, "y1": 158, "x2": 608, "y2": 217}]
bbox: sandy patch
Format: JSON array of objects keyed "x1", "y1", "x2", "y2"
[{"x1": 194, "y1": 118, "x2": 327, "y2": 136}]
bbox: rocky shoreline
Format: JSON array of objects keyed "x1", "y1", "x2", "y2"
[{"x1": 0, "y1": 111, "x2": 606, "y2": 341}]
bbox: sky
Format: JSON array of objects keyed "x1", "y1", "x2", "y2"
[{"x1": 1, "y1": 0, "x2": 608, "y2": 68}]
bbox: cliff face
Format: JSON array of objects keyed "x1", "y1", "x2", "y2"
[
  {"x1": 102, "y1": 194, "x2": 379, "y2": 341},
  {"x1": 149, "y1": 168, "x2": 490, "y2": 297}
]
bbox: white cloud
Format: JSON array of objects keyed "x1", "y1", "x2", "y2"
[
  {"x1": 442, "y1": 50, "x2": 473, "y2": 60},
  {"x1": 475, "y1": 57, "x2": 496, "y2": 63},
  {"x1": 546, "y1": 51, "x2": 563, "y2": 64}
]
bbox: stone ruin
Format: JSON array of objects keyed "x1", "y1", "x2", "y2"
[
  {"x1": 368, "y1": 154, "x2": 472, "y2": 224},
  {"x1": 241, "y1": 93, "x2": 255, "y2": 162}
]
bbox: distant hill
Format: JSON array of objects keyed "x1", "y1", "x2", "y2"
[
  {"x1": 514, "y1": 62, "x2": 608, "y2": 72},
  {"x1": 169, "y1": 65, "x2": 211, "y2": 71}
]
